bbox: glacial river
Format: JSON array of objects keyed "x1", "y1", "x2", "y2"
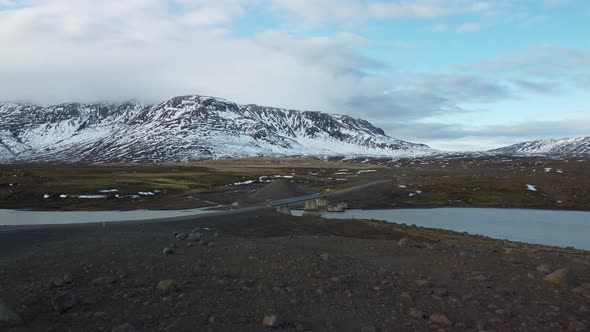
[
  {"x1": 292, "y1": 207, "x2": 590, "y2": 250},
  {"x1": 0, "y1": 207, "x2": 217, "y2": 226}
]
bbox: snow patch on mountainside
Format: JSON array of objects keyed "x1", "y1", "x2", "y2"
[
  {"x1": 0, "y1": 95, "x2": 432, "y2": 163},
  {"x1": 491, "y1": 137, "x2": 590, "y2": 156}
]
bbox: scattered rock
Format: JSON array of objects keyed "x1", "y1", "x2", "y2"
[
  {"x1": 397, "y1": 237, "x2": 423, "y2": 248},
  {"x1": 544, "y1": 268, "x2": 574, "y2": 286},
  {"x1": 0, "y1": 299, "x2": 23, "y2": 327},
  {"x1": 175, "y1": 233, "x2": 187, "y2": 240},
  {"x1": 157, "y1": 280, "x2": 181, "y2": 294},
  {"x1": 112, "y1": 323, "x2": 138, "y2": 332},
  {"x1": 536, "y1": 264, "x2": 553, "y2": 273},
  {"x1": 409, "y1": 307, "x2": 424, "y2": 319},
  {"x1": 51, "y1": 291, "x2": 80, "y2": 313},
  {"x1": 319, "y1": 253, "x2": 331, "y2": 261},
  {"x1": 429, "y1": 313, "x2": 452, "y2": 326},
  {"x1": 214, "y1": 232, "x2": 220, "y2": 238},
  {"x1": 92, "y1": 276, "x2": 118, "y2": 286},
  {"x1": 191, "y1": 227, "x2": 200, "y2": 233},
  {"x1": 162, "y1": 247, "x2": 174, "y2": 255},
  {"x1": 262, "y1": 314, "x2": 284, "y2": 328},
  {"x1": 207, "y1": 242, "x2": 215, "y2": 247}
]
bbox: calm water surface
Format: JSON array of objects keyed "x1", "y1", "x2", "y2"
[
  {"x1": 0, "y1": 207, "x2": 217, "y2": 226},
  {"x1": 292, "y1": 208, "x2": 590, "y2": 250}
]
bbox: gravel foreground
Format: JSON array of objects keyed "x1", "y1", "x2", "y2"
[{"x1": 1, "y1": 209, "x2": 589, "y2": 332}]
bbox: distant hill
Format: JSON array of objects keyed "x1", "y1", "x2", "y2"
[{"x1": 491, "y1": 137, "x2": 590, "y2": 156}]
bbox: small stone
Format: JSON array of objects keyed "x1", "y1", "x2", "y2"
[
  {"x1": 51, "y1": 292, "x2": 79, "y2": 313},
  {"x1": 207, "y1": 242, "x2": 214, "y2": 247},
  {"x1": 319, "y1": 253, "x2": 331, "y2": 261},
  {"x1": 544, "y1": 268, "x2": 574, "y2": 286},
  {"x1": 433, "y1": 288, "x2": 448, "y2": 296},
  {"x1": 429, "y1": 314, "x2": 452, "y2": 326},
  {"x1": 187, "y1": 233, "x2": 201, "y2": 242},
  {"x1": 296, "y1": 322, "x2": 312, "y2": 331},
  {"x1": 191, "y1": 227, "x2": 200, "y2": 233},
  {"x1": 51, "y1": 278, "x2": 65, "y2": 288},
  {"x1": 416, "y1": 278, "x2": 433, "y2": 287},
  {"x1": 93, "y1": 312, "x2": 108, "y2": 318},
  {"x1": 0, "y1": 299, "x2": 23, "y2": 327},
  {"x1": 536, "y1": 264, "x2": 553, "y2": 273},
  {"x1": 568, "y1": 321, "x2": 587, "y2": 332},
  {"x1": 186, "y1": 242, "x2": 194, "y2": 247},
  {"x1": 157, "y1": 280, "x2": 181, "y2": 294},
  {"x1": 176, "y1": 233, "x2": 187, "y2": 240},
  {"x1": 63, "y1": 273, "x2": 73, "y2": 284},
  {"x1": 92, "y1": 276, "x2": 118, "y2": 286},
  {"x1": 494, "y1": 308, "x2": 510, "y2": 316},
  {"x1": 262, "y1": 314, "x2": 284, "y2": 328},
  {"x1": 400, "y1": 292, "x2": 412, "y2": 300},
  {"x1": 330, "y1": 275, "x2": 351, "y2": 284},
  {"x1": 361, "y1": 325, "x2": 377, "y2": 332},
  {"x1": 214, "y1": 232, "x2": 220, "y2": 238},
  {"x1": 409, "y1": 307, "x2": 425, "y2": 319},
  {"x1": 571, "y1": 283, "x2": 590, "y2": 298},
  {"x1": 111, "y1": 323, "x2": 137, "y2": 332},
  {"x1": 162, "y1": 247, "x2": 174, "y2": 255}
]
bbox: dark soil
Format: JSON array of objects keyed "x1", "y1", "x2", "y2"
[{"x1": 1, "y1": 209, "x2": 589, "y2": 331}]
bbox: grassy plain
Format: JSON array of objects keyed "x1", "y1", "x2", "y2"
[{"x1": 0, "y1": 155, "x2": 589, "y2": 211}]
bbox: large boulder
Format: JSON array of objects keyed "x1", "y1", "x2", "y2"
[{"x1": 544, "y1": 268, "x2": 575, "y2": 286}]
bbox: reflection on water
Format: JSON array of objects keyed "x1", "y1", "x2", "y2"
[
  {"x1": 0, "y1": 207, "x2": 217, "y2": 226},
  {"x1": 292, "y1": 208, "x2": 590, "y2": 250}
]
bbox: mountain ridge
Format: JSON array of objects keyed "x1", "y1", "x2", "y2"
[{"x1": 0, "y1": 95, "x2": 432, "y2": 163}]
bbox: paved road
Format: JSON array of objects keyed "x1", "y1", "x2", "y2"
[{"x1": 0, "y1": 180, "x2": 389, "y2": 233}]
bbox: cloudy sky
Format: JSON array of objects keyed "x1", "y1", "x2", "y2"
[{"x1": 0, "y1": 0, "x2": 589, "y2": 151}]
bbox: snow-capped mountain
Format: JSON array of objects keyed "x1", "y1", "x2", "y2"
[
  {"x1": 0, "y1": 95, "x2": 432, "y2": 163},
  {"x1": 491, "y1": 137, "x2": 590, "y2": 156}
]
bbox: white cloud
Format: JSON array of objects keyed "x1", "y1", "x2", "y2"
[
  {"x1": 0, "y1": 0, "x2": 587, "y2": 150},
  {"x1": 267, "y1": 0, "x2": 502, "y2": 25}
]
